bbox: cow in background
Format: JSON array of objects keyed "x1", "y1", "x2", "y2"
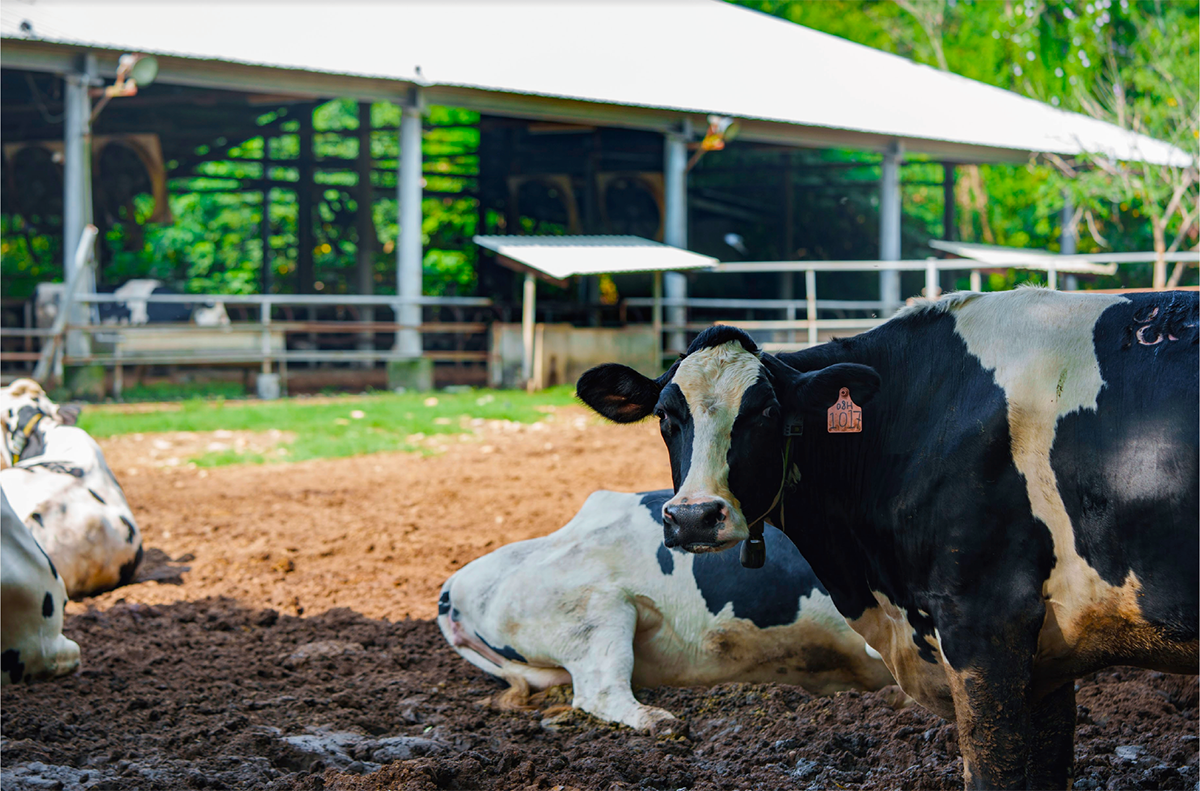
[
  {"x1": 34, "y1": 279, "x2": 229, "y2": 330},
  {"x1": 577, "y1": 289, "x2": 1197, "y2": 788},
  {"x1": 2, "y1": 489, "x2": 80, "y2": 686},
  {"x1": 0, "y1": 379, "x2": 142, "y2": 598},
  {"x1": 439, "y1": 489, "x2": 894, "y2": 732}
]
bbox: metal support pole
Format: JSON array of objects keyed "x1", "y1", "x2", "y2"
[
  {"x1": 652, "y1": 270, "x2": 663, "y2": 370},
  {"x1": 63, "y1": 55, "x2": 97, "y2": 359},
  {"x1": 879, "y1": 140, "x2": 903, "y2": 316},
  {"x1": 1061, "y1": 193, "x2": 1077, "y2": 290},
  {"x1": 805, "y1": 269, "x2": 818, "y2": 347},
  {"x1": 663, "y1": 120, "x2": 690, "y2": 354},
  {"x1": 395, "y1": 89, "x2": 423, "y2": 356},
  {"x1": 970, "y1": 270, "x2": 983, "y2": 292},
  {"x1": 522, "y1": 272, "x2": 536, "y2": 387}
]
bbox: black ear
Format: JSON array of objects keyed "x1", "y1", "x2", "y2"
[
  {"x1": 57, "y1": 403, "x2": 82, "y2": 426},
  {"x1": 793, "y1": 363, "x2": 881, "y2": 413},
  {"x1": 577, "y1": 363, "x2": 668, "y2": 424}
]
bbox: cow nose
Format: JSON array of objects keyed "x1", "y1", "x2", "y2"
[{"x1": 663, "y1": 501, "x2": 727, "y2": 533}]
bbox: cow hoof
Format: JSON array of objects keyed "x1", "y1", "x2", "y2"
[{"x1": 649, "y1": 715, "x2": 690, "y2": 740}]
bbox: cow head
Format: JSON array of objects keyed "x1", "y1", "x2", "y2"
[
  {"x1": 0, "y1": 379, "x2": 80, "y2": 466},
  {"x1": 577, "y1": 327, "x2": 879, "y2": 555}
]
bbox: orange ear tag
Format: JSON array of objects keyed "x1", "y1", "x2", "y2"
[{"x1": 827, "y1": 387, "x2": 862, "y2": 433}]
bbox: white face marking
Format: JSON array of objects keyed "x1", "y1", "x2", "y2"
[
  {"x1": 667, "y1": 342, "x2": 762, "y2": 541},
  {"x1": 946, "y1": 289, "x2": 1147, "y2": 653}
]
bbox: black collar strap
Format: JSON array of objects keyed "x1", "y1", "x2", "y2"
[{"x1": 740, "y1": 431, "x2": 798, "y2": 568}]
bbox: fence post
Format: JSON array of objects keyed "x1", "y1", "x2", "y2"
[
  {"x1": 805, "y1": 269, "x2": 818, "y2": 347},
  {"x1": 970, "y1": 269, "x2": 982, "y2": 292},
  {"x1": 257, "y1": 297, "x2": 281, "y2": 400},
  {"x1": 925, "y1": 258, "x2": 940, "y2": 299}
]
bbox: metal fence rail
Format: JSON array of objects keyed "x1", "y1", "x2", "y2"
[{"x1": 627, "y1": 252, "x2": 1200, "y2": 354}]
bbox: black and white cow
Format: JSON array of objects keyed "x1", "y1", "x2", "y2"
[
  {"x1": 0, "y1": 379, "x2": 142, "y2": 598},
  {"x1": 438, "y1": 489, "x2": 894, "y2": 731},
  {"x1": 35, "y1": 279, "x2": 229, "y2": 329},
  {"x1": 577, "y1": 288, "x2": 1198, "y2": 789},
  {"x1": 2, "y1": 489, "x2": 80, "y2": 686}
]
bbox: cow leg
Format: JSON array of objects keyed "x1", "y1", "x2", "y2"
[
  {"x1": 560, "y1": 604, "x2": 676, "y2": 731},
  {"x1": 938, "y1": 597, "x2": 1048, "y2": 790},
  {"x1": 1025, "y1": 682, "x2": 1075, "y2": 790}
]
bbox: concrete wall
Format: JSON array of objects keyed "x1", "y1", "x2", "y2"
[{"x1": 489, "y1": 324, "x2": 658, "y2": 391}]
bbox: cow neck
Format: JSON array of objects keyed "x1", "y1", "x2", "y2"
[{"x1": 770, "y1": 338, "x2": 902, "y2": 619}]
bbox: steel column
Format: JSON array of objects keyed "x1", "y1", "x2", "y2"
[
  {"x1": 1061, "y1": 193, "x2": 1077, "y2": 290},
  {"x1": 522, "y1": 272, "x2": 536, "y2": 387},
  {"x1": 63, "y1": 55, "x2": 96, "y2": 358},
  {"x1": 395, "y1": 90, "x2": 423, "y2": 356},
  {"x1": 879, "y1": 140, "x2": 903, "y2": 315},
  {"x1": 663, "y1": 120, "x2": 690, "y2": 354}
]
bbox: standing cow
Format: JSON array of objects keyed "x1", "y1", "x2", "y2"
[
  {"x1": 2, "y1": 489, "x2": 80, "y2": 686},
  {"x1": 0, "y1": 379, "x2": 142, "y2": 598},
  {"x1": 577, "y1": 288, "x2": 1198, "y2": 789},
  {"x1": 439, "y1": 489, "x2": 893, "y2": 731}
]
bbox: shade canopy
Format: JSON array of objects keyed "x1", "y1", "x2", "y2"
[
  {"x1": 474, "y1": 235, "x2": 717, "y2": 286},
  {"x1": 1, "y1": 0, "x2": 1189, "y2": 165}
]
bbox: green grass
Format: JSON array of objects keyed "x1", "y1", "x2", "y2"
[{"x1": 78, "y1": 386, "x2": 582, "y2": 466}]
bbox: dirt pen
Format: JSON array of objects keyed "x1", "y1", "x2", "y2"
[{"x1": 2, "y1": 405, "x2": 1196, "y2": 791}]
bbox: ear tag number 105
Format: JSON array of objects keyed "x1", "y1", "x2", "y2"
[{"x1": 827, "y1": 387, "x2": 862, "y2": 433}]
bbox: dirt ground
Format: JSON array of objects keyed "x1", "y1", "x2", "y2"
[{"x1": 2, "y1": 406, "x2": 1197, "y2": 790}]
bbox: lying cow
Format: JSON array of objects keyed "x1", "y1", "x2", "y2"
[
  {"x1": 438, "y1": 489, "x2": 894, "y2": 731},
  {"x1": 577, "y1": 288, "x2": 1198, "y2": 789},
  {"x1": 0, "y1": 379, "x2": 142, "y2": 598},
  {"x1": 2, "y1": 489, "x2": 80, "y2": 685}
]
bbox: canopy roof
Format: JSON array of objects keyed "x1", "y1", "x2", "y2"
[
  {"x1": 1, "y1": 0, "x2": 1189, "y2": 166},
  {"x1": 474, "y1": 235, "x2": 716, "y2": 284}
]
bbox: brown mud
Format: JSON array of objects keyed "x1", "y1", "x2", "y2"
[{"x1": 3, "y1": 407, "x2": 1196, "y2": 790}]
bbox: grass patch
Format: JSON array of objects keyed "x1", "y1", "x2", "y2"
[{"x1": 79, "y1": 386, "x2": 582, "y2": 466}]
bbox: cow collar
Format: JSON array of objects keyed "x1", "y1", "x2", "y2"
[
  {"x1": 9, "y1": 409, "x2": 46, "y2": 463},
  {"x1": 739, "y1": 425, "x2": 800, "y2": 568}
]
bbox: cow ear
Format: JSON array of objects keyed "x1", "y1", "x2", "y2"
[
  {"x1": 56, "y1": 403, "x2": 82, "y2": 426},
  {"x1": 577, "y1": 363, "x2": 669, "y2": 424},
  {"x1": 791, "y1": 363, "x2": 881, "y2": 414}
]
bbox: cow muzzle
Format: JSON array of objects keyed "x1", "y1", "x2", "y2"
[{"x1": 662, "y1": 499, "x2": 743, "y2": 553}]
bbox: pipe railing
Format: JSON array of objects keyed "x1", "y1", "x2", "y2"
[
  {"x1": 9, "y1": 290, "x2": 494, "y2": 396},
  {"x1": 628, "y1": 252, "x2": 1199, "y2": 355}
]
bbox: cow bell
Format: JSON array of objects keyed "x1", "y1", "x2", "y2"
[{"x1": 740, "y1": 536, "x2": 765, "y2": 569}]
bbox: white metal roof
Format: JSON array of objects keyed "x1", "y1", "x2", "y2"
[
  {"x1": 1, "y1": 0, "x2": 1189, "y2": 166},
  {"x1": 473, "y1": 235, "x2": 717, "y2": 281}
]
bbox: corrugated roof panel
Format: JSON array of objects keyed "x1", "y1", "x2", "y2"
[
  {"x1": 1, "y1": 0, "x2": 1189, "y2": 165},
  {"x1": 473, "y1": 235, "x2": 717, "y2": 280}
]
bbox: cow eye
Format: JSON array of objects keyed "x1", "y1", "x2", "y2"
[{"x1": 762, "y1": 405, "x2": 778, "y2": 420}]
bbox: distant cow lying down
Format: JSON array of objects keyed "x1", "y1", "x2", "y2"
[
  {"x1": 2, "y1": 489, "x2": 80, "y2": 685},
  {"x1": 438, "y1": 489, "x2": 894, "y2": 731},
  {"x1": 0, "y1": 379, "x2": 142, "y2": 598}
]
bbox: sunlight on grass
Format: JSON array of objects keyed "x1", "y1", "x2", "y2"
[{"x1": 80, "y1": 386, "x2": 582, "y2": 466}]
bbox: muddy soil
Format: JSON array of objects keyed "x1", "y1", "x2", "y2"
[{"x1": 2, "y1": 407, "x2": 1197, "y2": 790}]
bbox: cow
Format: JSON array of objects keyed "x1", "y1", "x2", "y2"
[
  {"x1": 576, "y1": 287, "x2": 1198, "y2": 789},
  {"x1": 437, "y1": 489, "x2": 894, "y2": 732},
  {"x1": 0, "y1": 379, "x2": 143, "y2": 598},
  {"x1": 34, "y1": 278, "x2": 229, "y2": 329},
  {"x1": 2, "y1": 489, "x2": 81, "y2": 686}
]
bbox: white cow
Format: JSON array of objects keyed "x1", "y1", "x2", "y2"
[
  {"x1": 2, "y1": 489, "x2": 80, "y2": 685},
  {"x1": 0, "y1": 379, "x2": 142, "y2": 598},
  {"x1": 438, "y1": 489, "x2": 894, "y2": 731}
]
